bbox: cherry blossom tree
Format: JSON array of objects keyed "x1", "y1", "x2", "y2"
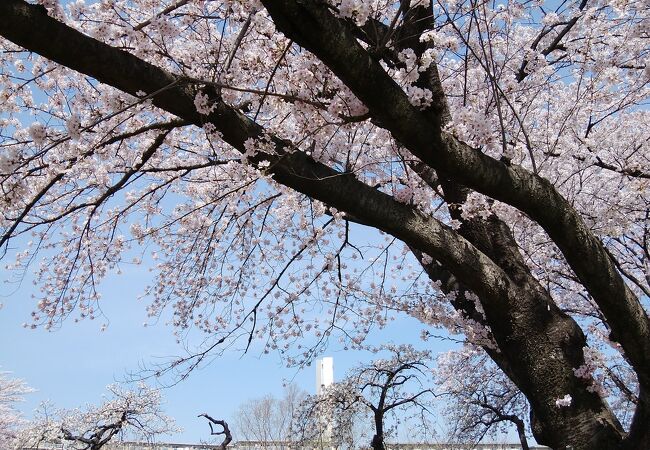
[
  {"x1": 0, "y1": 369, "x2": 33, "y2": 448},
  {"x1": 12, "y1": 383, "x2": 178, "y2": 449},
  {"x1": 0, "y1": 0, "x2": 648, "y2": 448},
  {"x1": 434, "y1": 347, "x2": 530, "y2": 449},
  {"x1": 291, "y1": 383, "x2": 368, "y2": 450},
  {"x1": 292, "y1": 345, "x2": 436, "y2": 450}
]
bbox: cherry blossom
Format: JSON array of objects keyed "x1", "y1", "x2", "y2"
[
  {"x1": 555, "y1": 394, "x2": 573, "y2": 408},
  {"x1": 0, "y1": 370, "x2": 33, "y2": 448}
]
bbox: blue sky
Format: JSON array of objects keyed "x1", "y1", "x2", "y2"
[{"x1": 0, "y1": 238, "x2": 442, "y2": 443}]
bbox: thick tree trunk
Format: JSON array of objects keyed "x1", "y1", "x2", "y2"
[
  {"x1": 419, "y1": 251, "x2": 626, "y2": 449},
  {"x1": 622, "y1": 389, "x2": 650, "y2": 449},
  {"x1": 371, "y1": 412, "x2": 385, "y2": 450},
  {"x1": 396, "y1": 5, "x2": 628, "y2": 447},
  {"x1": 439, "y1": 182, "x2": 625, "y2": 448}
]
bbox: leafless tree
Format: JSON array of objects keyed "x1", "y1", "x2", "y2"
[{"x1": 233, "y1": 384, "x2": 306, "y2": 447}]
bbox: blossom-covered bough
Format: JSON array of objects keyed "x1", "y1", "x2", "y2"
[{"x1": 0, "y1": 0, "x2": 647, "y2": 448}]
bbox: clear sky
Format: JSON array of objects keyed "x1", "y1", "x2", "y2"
[{"x1": 0, "y1": 233, "x2": 444, "y2": 444}]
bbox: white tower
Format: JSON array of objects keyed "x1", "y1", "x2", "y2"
[
  {"x1": 315, "y1": 357, "x2": 334, "y2": 448},
  {"x1": 316, "y1": 356, "x2": 334, "y2": 395}
]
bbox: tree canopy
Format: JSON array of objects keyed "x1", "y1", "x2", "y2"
[{"x1": 0, "y1": 1, "x2": 648, "y2": 448}]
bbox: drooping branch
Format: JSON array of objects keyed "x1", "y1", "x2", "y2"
[
  {"x1": 60, "y1": 414, "x2": 125, "y2": 450},
  {"x1": 476, "y1": 401, "x2": 530, "y2": 450},
  {"x1": 14, "y1": 384, "x2": 176, "y2": 450}
]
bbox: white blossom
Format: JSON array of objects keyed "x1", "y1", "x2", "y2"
[{"x1": 555, "y1": 394, "x2": 572, "y2": 408}]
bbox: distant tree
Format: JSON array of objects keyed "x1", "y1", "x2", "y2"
[
  {"x1": 233, "y1": 384, "x2": 306, "y2": 447},
  {"x1": 293, "y1": 345, "x2": 435, "y2": 450},
  {"x1": 13, "y1": 383, "x2": 177, "y2": 450},
  {"x1": 0, "y1": 369, "x2": 33, "y2": 447}
]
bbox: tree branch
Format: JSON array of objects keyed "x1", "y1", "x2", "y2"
[
  {"x1": 199, "y1": 414, "x2": 232, "y2": 449},
  {"x1": 258, "y1": 0, "x2": 650, "y2": 393}
]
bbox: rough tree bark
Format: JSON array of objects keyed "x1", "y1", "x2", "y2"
[{"x1": 60, "y1": 414, "x2": 126, "y2": 450}]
